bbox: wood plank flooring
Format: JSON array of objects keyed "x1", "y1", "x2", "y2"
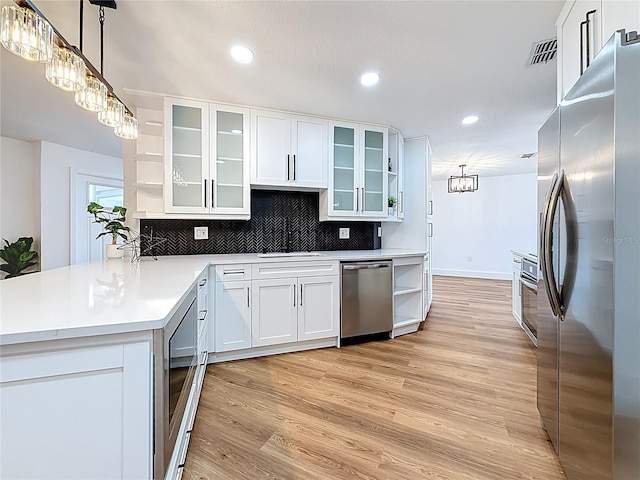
[{"x1": 183, "y1": 276, "x2": 565, "y2": 480}]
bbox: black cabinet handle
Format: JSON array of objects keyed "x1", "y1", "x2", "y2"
[
  {"x1": 300, "y1": 284, "x2": 303, "y2": 306},
  {"x1": 204, "y1": 179, "x2": 207, "y2": 208},
  {"x1": 585, "y1": 10, "x2": 596, "y2": 68},
  {"x1": 293, "y1": 154, "x2": 296, "y2": 181},
  {"x1": 580, "y1": 20, "x2": 587, "y2": 74},
  {"x1": 287, "y1": 154, "x2": 290, "y2": 181},
  {"x1": 211, "y1": 179, "x2": 215, "y2": 208}
]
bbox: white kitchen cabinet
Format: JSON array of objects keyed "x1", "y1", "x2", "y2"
[
  {"x1": 251, "y1": 278, "x2": 298, "y2": 347},
  {"x1": 387, "y1": 128, "x2": 405, "y2": 221},
  {"x1": 298, "y1": 276, "x2": 340, "y2": 341},
  {"x1": 512, "y1": 255, "x2": 522, "y2": 324},
  {"x1": 556, "y1": 0, "x2": 639, "y2": 101},
  {"x1": 0, "y1": 338, "x2": 152, "y2": 479},
  {"x1": 321, "y1": 121, "x2": 388, "y2": 220},
  {"x1": 197, "y1": 271, "x2": 209, "y2": 364},
  {"x1": 164, "y1": 98, "x2": 250, "y2": 218},
  {"x1": 214, "y1": 280, "x2": 252, "y2": 352},
  {"x1": 251, "y1": 109, "x2": 327, "y2": 188},
  {"x1": 424, "y1": 251, "x2": 432, "y2": 317},
  {"x1": 251, "y1": 275, "x2": 339, "y2": 347}
]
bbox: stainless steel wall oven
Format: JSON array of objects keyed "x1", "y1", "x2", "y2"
[{"x1": 520, "y1": 257, "x2": 538, "y2": 346}]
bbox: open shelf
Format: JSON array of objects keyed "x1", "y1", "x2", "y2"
[
  {"x1": 134, "y1": 182, "x2": 163, "y2": 189},
  {"x1": 394, "y1": 286, "x2": 422, "y2": 296},
  {"x1": 173, "y1": 125, "x2": 201, "y2": 132},
  {"x1": 393, "y1": 316, "x2": 422, "y2": 328}
]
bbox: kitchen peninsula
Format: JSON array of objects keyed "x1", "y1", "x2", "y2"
[{"x1": 0, "y1": 249, "x2": 426, "y2": 480}]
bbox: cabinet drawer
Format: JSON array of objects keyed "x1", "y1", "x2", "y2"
[
  {"x1": 252, "y1": 260, "x2": 339, "y2": 280},
  {"x1": 215, "y1": 264, "x2": 251, "y2": 281}
]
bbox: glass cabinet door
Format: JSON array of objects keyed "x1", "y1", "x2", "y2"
[
  {"x1": 166, "y1": 100, "x2": 208, "y2": 212},
  {"x1": 362, "y1": 127, "x2": 385, "y2": 214},
  {"x1": 214, "y1": 109, "x2": 245, "y2": 209},
  {"x1": 332, "y1": 125, "x2": 356, "y2": 213}
]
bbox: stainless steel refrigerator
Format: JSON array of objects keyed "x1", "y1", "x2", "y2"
[{"x1": 537, "y1": 30, "x2": 639, "y2": 480}]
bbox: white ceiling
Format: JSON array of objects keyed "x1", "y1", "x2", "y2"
[{"x1": 1, "y1": 0, "x2": 562, "y2": 179}]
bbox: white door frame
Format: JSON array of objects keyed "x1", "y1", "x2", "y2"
[{"x1": 70, "y1": 170, "x2": 123, "y2": 264}]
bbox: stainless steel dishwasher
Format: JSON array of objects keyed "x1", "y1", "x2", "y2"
[{"x1": 341, "y1": 260, "x2": 393, "y2": 338}]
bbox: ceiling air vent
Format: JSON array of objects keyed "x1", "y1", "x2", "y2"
[{"x1": 528, "y1": 37, "x2": 557, "y2": 66}]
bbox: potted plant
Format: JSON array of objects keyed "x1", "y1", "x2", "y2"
[
  {"x1": 87, "y1": 202, "x2": 131, "y2": 259},
  {"x1": 388, "y1": 196, "x2": 397, "y2": 216},
  {"x1": 0, "y1": 237, "x2": 39, "y2": 279}
]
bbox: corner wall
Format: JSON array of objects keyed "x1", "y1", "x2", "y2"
[
  {"x1": 0, "y1": 136, "x2": 40, "y2": 252},
  {"x1": 38, "y1": 141, "x2": 122, "y2": 270},
  {"x1": 431, "y1": 173, "x2": 537, "y2": 280}
]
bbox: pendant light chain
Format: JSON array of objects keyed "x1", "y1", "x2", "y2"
[{"x1": 79, "y1": 0, "x2": 83, "y2": 52}]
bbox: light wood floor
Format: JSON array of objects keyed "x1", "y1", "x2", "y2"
[{"x1": 183, "y1": 276, "x2": 566, "y2": 480}]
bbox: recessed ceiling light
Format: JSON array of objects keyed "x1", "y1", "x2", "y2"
[
  {"x1": 360, "y1": 72, "x2": 380, "y2": 87},
  {"x1": 230, "y1": 45, "x2": 254, "y2": 64},
  {"x1": 462, "y1": 115, "x2": 479, "y2": 125}
]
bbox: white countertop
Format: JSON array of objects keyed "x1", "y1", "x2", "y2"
[
  {"x1": 0, "y1": 249, "x2": 425, "y2": 346},
  {"x1": 511, "y1": 250, "x2": 538, "y2": 263}
]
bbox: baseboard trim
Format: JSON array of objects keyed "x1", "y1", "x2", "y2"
[{"x1": 432, "y1": 269, "x2": 511, "y2": 281}]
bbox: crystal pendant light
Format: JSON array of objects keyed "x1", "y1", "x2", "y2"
[
  {"x1": 45, "y1": 45, "x2": 86, "y2": 92},
  {"x1": 75, "y1": 73, "x2": 107, "y2": 112},
  {"x1": 98, "y1": 93, "x2": 124, "y2": 127},
  {"x1": 0, "y1": 5, "x2": 53, "y2": 62},
  {"x1": 114, "y1": 111, "x2": 138, "y2": 140}
]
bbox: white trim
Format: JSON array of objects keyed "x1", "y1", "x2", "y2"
[{"x1": 432, "y1": 268, "x2": 511, "y2": 281}]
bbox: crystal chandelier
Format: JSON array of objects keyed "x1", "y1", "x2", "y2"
[
  {"x1": 448, "y1": 164, "x2": 479, "y2": 193},
  {"x1": 46, "y1": 44, "x2": 86, "y2": 91},
  {"x1": 0, "y1": 1, "x2": 138, "y2": 140},
  {"x1": 98, "y1": 93, "x2": 124, "y2": 127},
  {"x1": 75, "y1": 73, "x2": 107, "y2": 112},
  {"x1": 114, "y1": 112, "x2": 139, "y2": 140},
  {"x1": 0, "y1": 4, "x2": 52, "y2": 62}
]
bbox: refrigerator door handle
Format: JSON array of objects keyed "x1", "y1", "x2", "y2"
[{"x1": 543, "y1": 169, "x2": 564, "y2": 319}]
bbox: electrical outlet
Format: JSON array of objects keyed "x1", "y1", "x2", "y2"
[
  {"x1": 467, "y1": 256, "x2": 472, "y2": 262},
  {"x1": 339, "y1": 228, "x2": 350, "y2": 239},
  {"x1": 194, "y1": 226, "x2": 209, "y2": 240},
  {"x1": 377, "y1": 226, "x2": 382, "y2": 237}
]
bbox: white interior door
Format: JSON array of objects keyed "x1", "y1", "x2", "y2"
[{"x1": 72, "y1": 173, "x2": 123, "y2": 264}]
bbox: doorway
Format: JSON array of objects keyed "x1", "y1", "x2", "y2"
[{"x1": 72, "y1": 173, "x2": 124, "y2": 264}]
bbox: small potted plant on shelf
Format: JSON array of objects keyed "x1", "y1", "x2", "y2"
[
  {"x1": 87, "y1": 202, "x2": 131, "y2": 259},
  {"x1": 0, "y1": 237, "x2": 39, "y2": 279},
  {"x1": 388, "y1": 196, "x2": 397, "y2": 216}
]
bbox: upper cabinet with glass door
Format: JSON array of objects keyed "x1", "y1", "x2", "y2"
[
  {"x1": 211, "y1": 104, "x2": 250, "y2": 216},
  {"x1": 164, "y1": 98, "x2": 209, "y2": 214},
  {"x1": 164, "y1": 98, "x2": 250, "y2": 218},
  {"x1": 320, "y1": 122, "x2": 387, "y2": 220}
]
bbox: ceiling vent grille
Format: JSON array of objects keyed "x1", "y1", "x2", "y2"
[{"x1": 528, "y1": 37, "x2": 557, "y2": 65}]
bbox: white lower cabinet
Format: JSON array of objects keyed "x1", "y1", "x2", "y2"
[
  {"x1": 252, "y1": 275, "x2": 339, "y2": 347},
  {"x1": 298, "y1": 276, "x2": 339, "y2": 341},
  {"x1": 214, "y1": 280, "x2": 252, "y2": 352},
  {"x1": 252, "y1": 278, "x2": 298, "y2": 347},
  {"x1": 512, "y1": 256, "x2": 522, "y2": 324},
  {"x1": 0, "y1": 337, "x2": 152, "y2": 479}
]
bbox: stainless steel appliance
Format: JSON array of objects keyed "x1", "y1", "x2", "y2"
[
  {"x1": 341, "y1": 260, "x2": 392, "y2": 338},
  {"x1": 153, "y1": 287, "x2": 198, "y2": 479},
  {"x1": 520, "y1": 257, "x2": 537, "y2": 346},
  {"x1": 537, "y1": 30, "x2": 639, "y2": 480}
]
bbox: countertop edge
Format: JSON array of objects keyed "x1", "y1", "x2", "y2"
[{"x1": 1, "y1": 250, "x2": 425, "y2": 347}]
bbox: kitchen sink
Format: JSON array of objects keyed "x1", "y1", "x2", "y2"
[{"x1": 257, "y1": 252, "x2": 325, "y2": 258}]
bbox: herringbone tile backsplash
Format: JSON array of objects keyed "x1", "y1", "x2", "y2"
[{"x1": 140, "y1": 190, "x2": 381, "y2": 256}]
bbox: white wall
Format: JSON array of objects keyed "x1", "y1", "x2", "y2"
[
  {"x1": 38, "y1": 141, "x2": 122, "y2": 270},
  {"x1": 432, "y1": 173, "x2": 537, "y2": 280},
  {"x1": 0, "y1": 136, "x2": 40, "y2": 257}
]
